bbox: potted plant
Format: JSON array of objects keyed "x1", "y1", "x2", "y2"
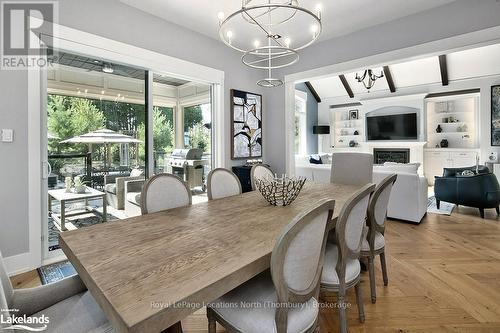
[{"x1": 73, "y1": 176, "x2": 87, "y2": 193}]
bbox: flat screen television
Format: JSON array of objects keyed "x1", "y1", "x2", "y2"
[{"x1": 366, "y1": 113, "x2": 418, "y2": 140}]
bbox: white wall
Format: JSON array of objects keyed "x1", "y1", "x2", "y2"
[{"x1": 0, "y1": 0, "x2": 269, "y2": 264}]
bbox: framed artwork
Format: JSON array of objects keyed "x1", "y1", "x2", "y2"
[
  {"x1": 231, "y1": 89, "x2": 263, "y2": 159},
  {"x1": 492, "y1": 85, "x2": 500, "y2": 146},
  {"x1": 349, "y1": 109, "x2": 359, "y2": 120}
]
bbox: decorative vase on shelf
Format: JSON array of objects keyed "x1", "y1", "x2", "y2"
[
  {"x1": 436, "y1": 125, "x2": 442, "y2": 133},
  {"x1": 349, "y1": 140, "x2": 357, "y2": 147},
  {"x1": 353, "y1": 130, "x2": 359, "y2": 135},
  {"x1": 65, "y1": 177, "x2": 72, "y2": 193},
  {"x1": 440, "y1": 139, "x2": 449, "y2": 148}
]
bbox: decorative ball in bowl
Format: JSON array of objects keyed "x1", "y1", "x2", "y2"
[{"x1": 255, "y1": 175, "x2": 306, "y2": 206}]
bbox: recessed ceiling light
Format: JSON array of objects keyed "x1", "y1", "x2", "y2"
[{"x1": 102, "y1": 64, "x2": 114, "y2": 73}]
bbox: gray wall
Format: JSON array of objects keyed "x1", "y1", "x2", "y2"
[
  {"x1": 0, "y1": 0, "x2": 268, "y2": 258},
  {"x1": 295, "y1": 83, "x2": 318, "y2": 154}
]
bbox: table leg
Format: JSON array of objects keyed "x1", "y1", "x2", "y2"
[
  {"x1": 102, "y1": 195, "x2": 107, "y2": 222},
  {"x1": 161, "y1": 322, "x2": 183, "y2": 333},
  {"x1": 60, "y1": 200, "x2": 66, "y2": 231}
]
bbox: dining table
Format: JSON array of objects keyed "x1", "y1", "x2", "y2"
[{"x1": 59, "y1": 181, "x2": 362, "y2": 333}]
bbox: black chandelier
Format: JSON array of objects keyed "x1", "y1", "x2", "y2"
[{"x1": 355, "y1": 69, "x2": 384, "y2": 91}]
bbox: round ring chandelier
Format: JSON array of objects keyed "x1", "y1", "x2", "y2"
[{"x1": 218, "y1": 0, "x2": 323, "y2": 87}]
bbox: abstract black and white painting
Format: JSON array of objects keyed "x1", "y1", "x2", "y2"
[
  {"x1": 231, "y1": 89, "x2": 262, "y2": 159},
  {"x1": 492, "y1": 85, "x2": 500, "y2": 146}
]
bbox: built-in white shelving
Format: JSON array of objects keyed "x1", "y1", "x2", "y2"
[{"x1": 332, "y1": 110, "x2": 364, "y2": 148}]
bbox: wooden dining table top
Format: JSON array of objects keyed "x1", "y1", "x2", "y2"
[{"x1": 59, "y1": 181, "x2": 362, "y2": 333}]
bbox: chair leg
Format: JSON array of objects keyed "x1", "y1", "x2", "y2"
[
  {"x1": 479, "y1": 208, "x2": 485, "y2": 219},
  {"x1": 337, "y1": 289, "x2": 348, "y2": 333},
  {"x1": 368, "y1": 256, "x2": 377, "y2": 303},
  {"x1": 496, "y1": 206, "x2": 499, "y2": 215},
  {"x1": 207, "y1": 308, "x2": 216, "y2": 333},
  {"x1": 380, "y1": 252, "x2": 389, "y2": 286},
  {"x1": 436, "y1": 199, "x2": 440, "y2": 209},
  {"x1": 354, "y1": 282, "x2": 365, "y2": 323}
]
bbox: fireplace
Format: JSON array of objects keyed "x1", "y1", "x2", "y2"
[{"x1": 373, "y1": 148, "x2": 410, "y2": 164}]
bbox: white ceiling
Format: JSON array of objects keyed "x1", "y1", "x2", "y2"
[
  {"x1": 119, "y1": 0, "x2": 456, "y2": 42},
  {"x1": 310, "y1": 43, "x2": 500, "y2": 100}
]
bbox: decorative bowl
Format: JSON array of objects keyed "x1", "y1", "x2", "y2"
[{"x1": 255, "y1": 175, "x2": 306, "y2": 206}]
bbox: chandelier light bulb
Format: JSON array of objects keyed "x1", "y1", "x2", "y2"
[
  {"x1": 284, "y1": 37, "x2": 291, "y2": 48},
  {"x1": 226, "y1": 30, "x2": 233, "y2": 44},
  {"x1": 253, "y1": 40, "x2": 260, "y2": 48},
  {"x1": 311, "y1": 24, "x2": 318, "y2": 37}
]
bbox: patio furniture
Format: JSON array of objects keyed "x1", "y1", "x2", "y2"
[
  {"x1": 104, "y1": 168, "x2": 144, "y2": 210},
  {"x1": 124, "y1": 179, "x2": 145, "y2": 217},
  {"x1": 48, "y1": 186, "x2": 107, "y2": 231}
]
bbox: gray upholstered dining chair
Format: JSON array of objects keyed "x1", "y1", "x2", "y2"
[
  {"x1": 330, "y1": 152, "x2": 373, "y2": 186},
  {"x1": 207, "y1": 199, "x2": 336, "y2": 333},
  {"x1": 320, "y1": 183, "x2": 376, "y2": 333},
  {"x1": 361, "y1": 174, "x2": 397, "y2": 304},
  {"x1": 250, "y1": 164, "x2": 274, "y2": 190},
  {"x1": 207, "y1": 168, "x2": 242, "y2": 200},
  {"x1": 140, "y1": 174, "x2": 192, "y2": 214},
  {"x1": 0, "y1": 251, "x2": 113, "y2": 333}
]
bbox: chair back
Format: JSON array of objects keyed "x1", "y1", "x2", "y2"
[
  {"x1": 207, "y1": 168, "x2": 242, "y2": 200},
  {"x1": 140, "y1": 174, "x2": 192, "y2": 214},
  {"x1": 250, "y1": 164, "x2": 274, "y2": 190},
  {"x1": 335, "y1": 183, "x2": 376, "y2": 262},
  {"x1": 369, "y1": 174, "x2": 397, "y2": 231},
  {"x1": 0, "y1": 251, "x2": 13, "y2": 327},
  {"x1": 270, "y1": 199, "x2": 335, "y2": 332},
  {"x1": 330, "y1": 153, "x2": 373, "y2": 186}
]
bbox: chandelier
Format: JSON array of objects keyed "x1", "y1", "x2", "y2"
[
  {"x1": 355, "y1": 69, "x2": 384, "y2": 91},
  {"x1": 218, "y1": 0, "x2": 323, "y2": 87}
]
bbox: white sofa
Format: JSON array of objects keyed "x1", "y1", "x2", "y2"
[{"x1": 295, "y1": 156, "x2": 428, "y2": 223}]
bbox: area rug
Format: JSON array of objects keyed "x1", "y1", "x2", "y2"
[
  {"x1": 37, "y1": 261, "x2": 77, "y2": 285},
  {"x1": 427, "y1": 196, "x2": 455, "y2": 215}
]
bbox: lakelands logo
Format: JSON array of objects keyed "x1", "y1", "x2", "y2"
[
  {"x1": 0, "y1": 1, "x2": 57, "y2": 70},
  {"x1": 1, "y1": 311, "x2": 49, "y2": 331}
]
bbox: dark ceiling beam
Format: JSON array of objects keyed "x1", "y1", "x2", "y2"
[
  {"x1": 329, "y1": 102, "x2": 362, "y2": 109},
  {"x1": 338, "y1": 74, "x2": 354, "y2": 98},
  {"x1": 304, "y1": 81, "x2": 321, "y2": 103},
  {"x1": 383, "y1": 66, "x2": 396, "y2": 93},
  {"x1": 438, "y1": 55, "x2": 449, "y2": 86}
]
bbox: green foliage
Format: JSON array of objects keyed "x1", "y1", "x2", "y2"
[
  {"x1": 47, "y1": 95, "x2": 104, "y2": 153},
  {"x1": 183, "y1": 105, "x2": 204, "y2": 132},
  {"x1": 188, "y1": 123, "x2": 211, "y2": 152},
  {"x1": 137, "y1": 107, "x2": 174, "y2": 160}
]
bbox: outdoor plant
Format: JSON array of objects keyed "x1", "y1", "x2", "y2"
[{"x1": 73, "y1": 176, "x2": 87, "y2": 193}]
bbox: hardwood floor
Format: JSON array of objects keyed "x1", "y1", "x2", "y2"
[{"x1": 11, "y1": 206, "x2": 500, "y2": 332}]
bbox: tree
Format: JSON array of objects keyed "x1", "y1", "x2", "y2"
[
  {"x1": 70, "y1": 97, "x2": 105, "y2": 136},
  {"x1": 188, "y1": 123, "x2": 211, "y2": 152},
  {"x1": 137, "y1": 107, "x2": 174, "y2": 160},
  {"x1": 47, "y1": 95, "x2": 74, "y2": 153},
  {"x1": 183, "y1": 105, "x2": 203, "y2": 133}
]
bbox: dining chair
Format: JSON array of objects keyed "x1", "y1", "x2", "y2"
[
  {"x1": 207, "y1": 199, "x2": 336, "y2": 333},
  {"x1": 320, "y1": 183, "x2": 376, "y2": 333},
  {"x1": 361, "y1": 174, "x2": 397, "y2": 304},
  {"x1": 140, "y1": 173, "x2": 192, "y2": 214},
  {"x1": 250, "y1": 164, "x2": 274, "y2": 190},
  {"x1": 330, "y1": 153, "x2": 373, "y2": 186},
  {"x1": 0, "y1": 251, "x2": 113, "y2": 332},
  {"x1": 207, "y1": 168, "x2": 242, "y2": 200}
]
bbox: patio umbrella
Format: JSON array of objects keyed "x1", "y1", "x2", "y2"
[
  {"x1": 60, "y1": 129, "x2": 142, "y2": 169},
  {"x1": 48, "y1": 132, "x2": 60, "y2": 140}
]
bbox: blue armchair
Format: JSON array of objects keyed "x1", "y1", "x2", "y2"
[{"x1": 434, "y1": 166, "x2": 500, "y2": 218}]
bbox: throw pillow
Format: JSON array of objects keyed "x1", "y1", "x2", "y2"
[
  {"x1": 461, "y1": 170, "x2": 475, "y2": 176},
  {"x1": 309, "y1": 154, "x2": 323, "y2": 164}
]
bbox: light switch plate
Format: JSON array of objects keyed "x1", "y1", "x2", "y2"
[{"x1": 1, "y1": 129, "x2": 13, "y2": 142}]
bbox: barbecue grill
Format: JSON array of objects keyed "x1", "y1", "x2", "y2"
[{"x1": 165, "y1": 149, "x2": 209, "y2": 191}]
